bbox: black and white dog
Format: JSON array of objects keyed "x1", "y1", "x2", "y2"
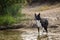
[{"x1": 35, "y1": 13, "x2": 48, "y2": 35}]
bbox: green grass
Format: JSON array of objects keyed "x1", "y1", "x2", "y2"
[
  {"x1": 0, "y1": 4, "x2": 25, "y2": 26},
  {"x1": 0, "y1": 15, "x2": 16, "y2": 26}
]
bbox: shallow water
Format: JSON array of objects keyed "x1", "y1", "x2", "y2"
[
  {"x1": 0, "y1": 30, "x2": 23, "y2": 40},
  {"x1": 0, "y1": 28, "x2": 60, "y2": 40}
]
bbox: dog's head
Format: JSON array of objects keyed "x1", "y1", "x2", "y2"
[
  {"x1": 35, "y1": 12, "x2": 40, "y2": 17},
  {"x1": 34, "y1": 12, "x2": 41, "y2": 20}
]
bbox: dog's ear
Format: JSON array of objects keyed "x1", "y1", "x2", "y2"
[
  {"x1": 38, "y1": 13, "x2": 40, "y2": 15},
  {"x1": 35, "y1": 13, "x2": 36, "y2": 16}
]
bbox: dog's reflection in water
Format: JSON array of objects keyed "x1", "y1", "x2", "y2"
[
  {"x1": 37, "y1": 34, "x2": 48, "y2": 40},
  {"x1": 37, "y1": 35, "x2": 41, "y2": 40}
]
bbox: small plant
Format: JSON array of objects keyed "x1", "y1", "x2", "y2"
[{"x1": 0, "y1": 15, "x2": 16, "y2": 26}]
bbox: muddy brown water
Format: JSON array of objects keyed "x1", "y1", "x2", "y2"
[{"x1": 0, "y1": 27, "x2": 60, "y2": 40}]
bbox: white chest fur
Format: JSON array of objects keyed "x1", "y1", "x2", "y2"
[{"x1": 36, "y1": 20, "x2": 41, "y2": 27}]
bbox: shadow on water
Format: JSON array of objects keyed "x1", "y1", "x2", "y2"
[{"x1": 0, "y1": 30, "x2": 23, "y2": 40}]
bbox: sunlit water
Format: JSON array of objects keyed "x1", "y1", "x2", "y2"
[
  {"x1": 21, "y1": 29, "x2": 47, "y2": 40},
  {"x1": 0, "y1": 28, "x2": 60, "y2": 40}
]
